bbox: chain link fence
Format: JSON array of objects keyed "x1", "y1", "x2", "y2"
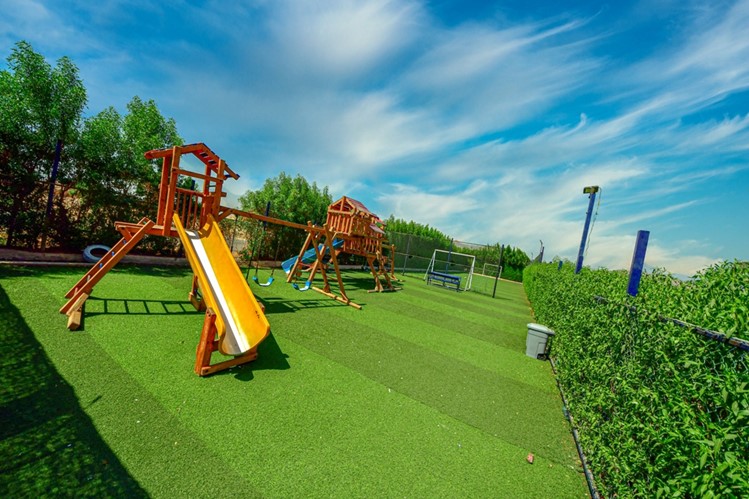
[{"x1": 387, "y1": 231, "x2": 517, "y2": 297}]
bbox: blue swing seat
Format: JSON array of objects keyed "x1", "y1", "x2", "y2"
[
  {"x1": 252, "y1": 275, "x2": 275, "y2": 287},
  {"x1": 292, "y1": 280, "x2": 312, "y2": 292}
]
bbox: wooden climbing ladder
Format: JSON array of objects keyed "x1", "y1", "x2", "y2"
[{"x1": 59, "y1": 218, "x2": 155, "y2": 330}]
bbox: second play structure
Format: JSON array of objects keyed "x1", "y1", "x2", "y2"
[
  {"x1": 59, "y1": 143, "x2": 395, "y2": 376},
  {"x1": 278, "y1": 196, "x2": 396, "y2": 296},
  {"x1": 232, "y1": 195, "x2": 398, "y2": 308}
]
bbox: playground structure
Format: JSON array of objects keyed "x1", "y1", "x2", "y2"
[
  {"x1": 59, "y1": 143, "x2": 391, "y2": 375},
  {"x1": 284, "y1": 196, "x2": 396, "y2": 294},
  {"x1": 60, "y1": 143, "x2": 394, "y2": 376},
  {"x1": 233, "y1": 196, "x2": 398, "y2": 308},
  {"x1": 59, "y1": 144, "x2": 270, "y2": 375}
]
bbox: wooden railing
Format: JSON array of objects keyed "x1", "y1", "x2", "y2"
[{"x1": 174, "y1": 187, "x2": 205, "y2": 231}]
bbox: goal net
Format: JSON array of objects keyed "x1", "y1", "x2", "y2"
[
  {"x1": 424, "y1": 249, "x2": 476, "y2": 291},
  {"x1": 480, "y1": 263, "x2": 503, "y2": 279}
]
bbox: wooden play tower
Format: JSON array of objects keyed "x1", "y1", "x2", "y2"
[
  {"x1": 59, "y1": 143, "x2": 238, "y2": 328},
  {"x1": 323, "y1": 196, "x2": 396, "y2": 292},
  {"x1": 59, "y1": 143, "x2": 275, "y2": 375}
]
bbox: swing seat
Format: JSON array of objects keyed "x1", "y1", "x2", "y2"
[
  {"x1": 252, "y1": 275, "x2": 275, "y2": 287},
  {"x1": 292, "y1": 280, "x2": 312, "y2": 292}
]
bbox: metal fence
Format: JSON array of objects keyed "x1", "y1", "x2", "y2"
[{"x1": 387, "y1": 231, "x2": 512, "y2": 297}]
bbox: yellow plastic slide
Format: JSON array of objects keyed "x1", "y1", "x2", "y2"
[{"x1": 173, "y1": 214, "x2": 270, "y2": 356}]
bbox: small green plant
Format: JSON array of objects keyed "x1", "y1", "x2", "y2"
[{"x1": 524, "y1": 261, "x2": 749, "y2": 497}]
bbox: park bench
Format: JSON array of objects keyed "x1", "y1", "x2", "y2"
[{"x1": 427, "y1": 271, "x2": 461, "y2": 291}]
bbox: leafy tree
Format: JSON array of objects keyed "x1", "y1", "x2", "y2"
[
  {"x1": 0, "y1": 41, "x2": 183, "y2": 252},
  {"x1": 385, "y1": 216, "x2": 452, "y2": 247},
  {"x1": 122, "y1": 96, "x2": 182, "y2": 220},
  {"x1": 68, "y1": 98, "x2": 183, "y2": 251},
  {"x1": 238, "y1": 172, "x2": 332, "y2": 260},
  {"x1": 0, "y1": 41, "x2": 86, "y2": 247},
  {"x1": 64, "y1": 107, "x2": 133, "y2": 247}
]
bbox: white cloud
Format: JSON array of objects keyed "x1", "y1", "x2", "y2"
[{"x1": 2, "y1": 0, "x2": 747, "y2": 274}]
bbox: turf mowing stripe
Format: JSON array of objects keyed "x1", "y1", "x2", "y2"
[
  {"x1": 329, "y1": 298, "x2": 558, "y2": 394},
  {"x1": 400, "y1": 281, "x2": 533, "y2": 324},
  {"x1": 398, "y1": 274, "x2": 531, "y2": 316},
  {"x1": 395, "y1": 277, "x2": 533, "y2": 321},
  {"x1": 267, "y1": 310, "x2": 578, "y2": 466},
  {"x1": 371, "y1": 291, "x2": 527, "y2": 352},
  {"x1": 0, "y1": 268, "x2": 262, "y2": 498}
]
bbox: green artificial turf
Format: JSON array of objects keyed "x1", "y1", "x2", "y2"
[{"x1": 0, "y1": 265, "x2": 586, "y2": 498}]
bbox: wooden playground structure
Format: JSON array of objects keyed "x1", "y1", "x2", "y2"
[{"x1": 59, "y1": 143, "x2": 396, "y2": 375}]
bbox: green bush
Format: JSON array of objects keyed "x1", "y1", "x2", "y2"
[{"x1": 524, "y1": 262, "x2": 749, "y2": 498}]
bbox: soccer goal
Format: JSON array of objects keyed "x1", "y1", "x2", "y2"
[
  {"x1": 424, "y1": 249, "x2": 476, "y2": 291},
  {"x1": 480, "y1": 262, "x2": 503, "y2": 279}
]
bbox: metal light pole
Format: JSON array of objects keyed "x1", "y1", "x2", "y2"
[
  {"x1": 575, "y1": 186, "x2": 599, "y2": 274},
  {"x1": 627, "y1": 230, "x2": 650, "y2": 296}
]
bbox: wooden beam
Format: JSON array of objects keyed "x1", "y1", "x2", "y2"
[
  {"x1": 231, "y1": 209, "x2": 324, "y2": 233},
  {"x1": 311, "y1": 287, "x2": 362, "y2": 310},
  {"x1": 162, "y1": 147, "x2": 180, "y2": 236},
  {"x1": 194, "y1": 307, "x2": 258, "y2": 376}
]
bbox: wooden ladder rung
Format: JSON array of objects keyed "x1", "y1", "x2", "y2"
[{"x1": 60, "y1": 218, "x2": 154, "y2": 315}]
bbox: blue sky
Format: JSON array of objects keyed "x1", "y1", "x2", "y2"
[{"x1": 2, "y1": 0, "x2": 748, "y2": 275}]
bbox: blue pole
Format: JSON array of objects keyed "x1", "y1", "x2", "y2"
[
  {"x1": 627, "y1": 230, "x2": 650, "y2": 296},
  {"x1": 263, "y1": 201, "x2": 271, "y2": 228},
  {"x1": 575, "y1": 186, "x2": 599, "y2": 274}
]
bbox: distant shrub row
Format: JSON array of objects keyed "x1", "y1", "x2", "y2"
[{"x1": 524, "y1": 261, "x2": 749, "y2": 498}]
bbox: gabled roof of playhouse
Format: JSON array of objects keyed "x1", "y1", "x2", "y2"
[
  {"x1": 144, "y1": 143, "x2": 238, "y2": 180},
  {"x1": 329, "y1": 196, "x2": 385, "y2": 235},
  {"x1": 330, "y1": 196, "x2": 374, "y2": 216}
]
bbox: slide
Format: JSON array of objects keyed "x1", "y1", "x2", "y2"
[
  {"x1": 282, "y1": 238, "x2": 344, "y2": 275},
  {"x1": 173, "y1": 214, "x2": 270, "y2": 356}
]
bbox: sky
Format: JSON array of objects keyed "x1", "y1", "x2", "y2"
[{"x1": 2, "y1": 0, "x2": 748, "y2": 276}]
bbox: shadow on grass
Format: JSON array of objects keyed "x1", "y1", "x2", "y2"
[
  {"x1": 0, "y1": 285, "x2": 147, "y2": 497},
  {"x1": 210, "y1": 332, "x2": 291, "y2": 381},
  {"x1": 85, "y1": 297, "x2": 202, "y2": 317},
  {"x1": 260, "y1": 296, "x2": 346, "y2": 314}
]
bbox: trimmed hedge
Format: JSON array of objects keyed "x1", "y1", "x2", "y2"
[{"x1": 524, "y1": 261, "x2": 749, "y2": 498}]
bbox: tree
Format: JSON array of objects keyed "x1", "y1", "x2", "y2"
[
  {"x1": 238, "y1": 172, "x2": 332, "y2": 260},
  {"x1": 65, "y1": 106, "x2": 133, "y2": 247},
  {"x1": 0, "y1": 41, "x2": 86, "y2": 247},
  {"x1": 68, "y1": 98, "x2": 183, "y2": 250},
  {"x1": 122, "y1": 96, "x2": 182, "y2": 221}
]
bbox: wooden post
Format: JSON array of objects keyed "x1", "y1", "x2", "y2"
[
  {"x1": 194, "y1": 308, "x2": 218, "y2": 375},
  {"x1": 162, "y1": 147, "x2": 180, "y2": 236},
  {"x1": 287, "y1": 230, "x2": 314, "y2": 283},
  {"x1": 366, "y1": 255, "x2": 382, "y2": 292},
  {"x1": 194, "y1": 307, "x2": 260, "y2": 376},
  {"x1": 324, "y1": 226, "x2": 349, "y2": 299},
  {"x1": 156, "y1": 155, "x2": 171, "y2": 225},
  {"x1": 189, "y1": 275, "x2": 205, "y2": 311}
]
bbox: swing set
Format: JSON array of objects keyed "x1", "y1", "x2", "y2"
[{"x1": 249, "y1": 216, "x2": 283, "y2": 288}]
